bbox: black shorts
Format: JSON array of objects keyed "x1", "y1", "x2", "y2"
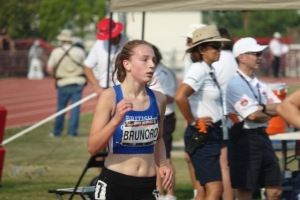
[
  {"x1": 184, "y1": 122, "x2": 223, "y2": 185},
  {"x1": 95, "y1": 167, "x2": 158, "y2": 200},
  {"x1": 163, "y1": 113, "x2": 176, "y2": 159},
  {"x1": 228, "y1": 128, "x2": 282, "y2": 191}
]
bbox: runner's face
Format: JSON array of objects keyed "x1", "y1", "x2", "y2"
[{"x1": 126, "y1": 44, "x2": 156, "y2": 83}]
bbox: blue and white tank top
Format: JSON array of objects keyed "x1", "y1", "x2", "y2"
[{"x1": 108, "y1": 85, "x2": 160, "y2": 154}]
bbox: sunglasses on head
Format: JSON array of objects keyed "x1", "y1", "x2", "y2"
[
  {"x1": 245, "y1": 52, "x2": 263, "y2": 57},
  {"x1": 203, "y1": 42, "x2": 222, "y2": 50}
]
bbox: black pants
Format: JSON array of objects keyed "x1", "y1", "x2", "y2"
[
  {"x1": 163, "y1": 113, "x2": 176, "y2": 158},
  {"x1": 272, "y1": 56, "x2": 281, "y2": 78},
  {"x1": 228, "y1": 128, "x2": 282, "y2": 191},
  {"x1": 95, "y1": 167, "x2": 158, "y2": 200}
]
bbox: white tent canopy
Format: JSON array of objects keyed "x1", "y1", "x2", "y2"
[{"x1": 110, "y1": 0, "x2": 300, "y2": 12}]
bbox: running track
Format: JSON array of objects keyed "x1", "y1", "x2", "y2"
[
  {"x1": 0, "y1": 76, "x2": 300, "y2": 128},
  {"x1": 0, "y1": 78, "x2": 97, "y2": 128}
]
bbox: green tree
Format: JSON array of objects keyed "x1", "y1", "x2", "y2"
[
  {"x1": 0, "y1": 0, "x2": 105, "y2": 41},
  {"x1": 203, "y1": 10, "x2": 300, "y2": 38},
  {"x1": 0, "y1": 0, "x2": 39, "y2": 38}
]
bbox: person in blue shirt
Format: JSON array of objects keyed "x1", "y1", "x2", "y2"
[{"x1": 227, "y1": 37, "x2": 282, "y2": 200}]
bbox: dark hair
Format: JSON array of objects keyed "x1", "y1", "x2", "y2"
[
  {"x1": 190, "y1": 46, "x2": 203, "y2": 62},
  {"x1": 190, "y1": 41, "x2": 225, "y2": 62},
  {"x1": 112, "y1": 40, "x2": 151, "y2": 83},
  {"x1": 190, "y1": 42, "x2": 216, "y2": 62},
  {"x1": 151, "y1": 44, "x2": 162, "y2": 64},
  {"x1": 218, "y1": 27, "x2": 233, "y2": 50}
]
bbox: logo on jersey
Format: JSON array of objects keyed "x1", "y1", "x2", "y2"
[
  {"x1": 240, "y1": 98, "x2": 249, "y2": 107},
  {"x1": 121, "y1": 118, "x2": 159, "y2": 146}
]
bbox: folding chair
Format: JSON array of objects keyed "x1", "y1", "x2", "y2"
[
  {"x1": 284, "y1": 140, "x2": 300, "y2": 169},
  {"x1": 48, "y1": 152, "x2": 108, "y2": 200}
]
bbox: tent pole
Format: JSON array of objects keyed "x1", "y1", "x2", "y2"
[
  {"x1": 141, "y1": 12, "x2": 146, "y2": 40},
  {"x1": 106, "y1": 12, "x2": 113, "y2": 88}
]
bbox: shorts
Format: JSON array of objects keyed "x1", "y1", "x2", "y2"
[
  {"x1": 95, "y1": 167, "x2": 158, "y2": 200},
  {"x1": 228, "y1": 127, "x2": 282, "y2": 191},
  {"x1": 163, "y1": 113, "x2": 176, "y2": 158},
  {"x1": 184, "y1": 122, "x2": 223, "y2": 185}
]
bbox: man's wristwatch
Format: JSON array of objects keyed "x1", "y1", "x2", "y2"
[{"x1": 260, "y1": 104, "x2": 266, "y2": 113}]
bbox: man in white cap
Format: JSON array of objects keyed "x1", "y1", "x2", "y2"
[
  {"x1": 47, "y1": 29, "x2": 87, "y2": 137},
  {"x1": 84, "y1": 18, "x2": 128, "y2": 95},
  {"x1": 226, "y1": 37, "x2": 282, "y2": 199}
]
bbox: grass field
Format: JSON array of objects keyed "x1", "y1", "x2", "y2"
[
  {"x1": 1, "y1": 83, "x2": 300, "y2": 200},
  {"x1": 0, "y1": 110, "x2": 194, "y2": 200}
]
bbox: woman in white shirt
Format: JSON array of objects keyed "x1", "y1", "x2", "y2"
[{"x1": 176, "y1": 25, "x2": 229, "y2": 200}]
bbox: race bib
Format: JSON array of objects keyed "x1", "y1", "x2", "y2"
[{"x1": 121, "y1": 119, "x2": 159, "y2": 146}]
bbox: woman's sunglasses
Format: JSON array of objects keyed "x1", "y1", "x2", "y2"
[{"x1": 204, "y1": 42, "x2": 222, "y2": 50}]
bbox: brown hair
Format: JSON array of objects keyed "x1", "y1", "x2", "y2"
[
  {"x1": 190, "y1": 42, "x2": 222, "y2": 62},
  {"x1": 190, "y1": 46, "x2": 203, "y2": 62},
  {"x1": 112, "y1": 40, "x2": 151, "y2": 83},
  {"x1": 151, "y1": 44, "x2": 162, "y2": 64}
]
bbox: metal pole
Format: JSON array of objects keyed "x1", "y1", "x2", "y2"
[
  {"x1": 106, "y1": 12, "x2": 113, "y2": 88},
  {"x1": 2, "y1": 93, "x2": 97, "y2": 146},
  {"x1": 141, "y1": 12, "x2": 146, "y2": 40}
]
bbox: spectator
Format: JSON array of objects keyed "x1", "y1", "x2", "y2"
[
  {"x1": 150, "y1": 45, "x2": 177, "y2": 200},
  {"x1": 182, "y1": 23, "x2": 207, "y2": 200},
  {"x1": 47, "y1": 29, "x2": 87, "y2": 137},
  {"x1": 269, "y1": 32, "x2": 289, "y2": 78},
  {"x1": 227, "y1": 37, "x2": 282, "y2": 199},
  {"x1": 27, "y1": 39, "x2": 45, "y2": 79},
  {"x1": 84, "y1": 18, "x2": 128, "y2": 95},
  {"x1": 176, "y1": 25, "x2": 230, "y2": 200}
]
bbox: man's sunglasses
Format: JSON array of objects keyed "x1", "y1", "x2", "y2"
[{"x1": 245, "y1": 52, "x2": 263, "y2": 57}]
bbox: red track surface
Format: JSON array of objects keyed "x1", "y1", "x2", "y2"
[
  {"x1": 0, "y1": 78, "x2": 97, "y2": 128},
  {"x1": 0, "y1": 76, "x2": 299, "y2": 128}
]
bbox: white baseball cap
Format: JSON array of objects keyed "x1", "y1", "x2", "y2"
[
  {"x1": 273, "y1": 32, "x2": 281, "y2": 39},
  {"x1": 233, "y1": 37, "x2": 267, "y2": 58}
]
